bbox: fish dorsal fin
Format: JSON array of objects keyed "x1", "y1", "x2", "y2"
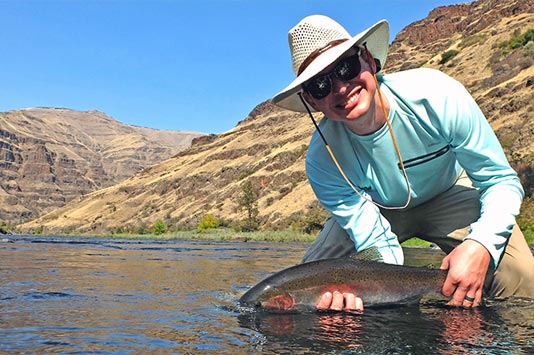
[{"x1": 349, "y1": 246, "x2": 384, "y2": 262}]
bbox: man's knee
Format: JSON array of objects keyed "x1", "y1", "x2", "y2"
[
  {"x1": 302, "y1": 217, "x2": 355, "y2": 263},
  {"x1": 487, "y1": 226, "x2": 534, "y2": 297}
]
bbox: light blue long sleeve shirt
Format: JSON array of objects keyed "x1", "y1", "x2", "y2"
[{"x1": 306, "y1": 68, "x2": 524, "y2": 268}]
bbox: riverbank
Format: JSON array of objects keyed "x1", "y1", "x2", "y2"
[
  {"x1": 5, "y1": 228, "x2": 533, "y2": 251},
  {"x1": 0, "y1": 229, "x2": 315, "y2": 243}
]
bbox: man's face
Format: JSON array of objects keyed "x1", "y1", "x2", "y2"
[{"x1": 303, "y1": 48, "x2": 378, "y2": 125}]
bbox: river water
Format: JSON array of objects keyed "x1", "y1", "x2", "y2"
[{"x1": 1, "y1": 235, "x2": 533, "y2": 354}]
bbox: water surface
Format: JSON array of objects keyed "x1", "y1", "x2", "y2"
[{"x1": 1, "y1": 235, "x2": 532, "y2": 354}]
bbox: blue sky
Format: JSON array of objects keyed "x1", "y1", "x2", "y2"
[{"x1": 1, "y1": 0, "x2": 467, "y2": 134}]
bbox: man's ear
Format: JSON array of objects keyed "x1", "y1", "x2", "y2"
[
  {"x1": 361, "y1": 46, "x2": 381, "y2": 74},
  {"x1": 374, "y1": 58, "x2": 382, "y2": 73}
]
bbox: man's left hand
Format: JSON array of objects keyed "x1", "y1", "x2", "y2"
[{"x1": 440, "y1": 239, "x2": 491, "y2": 307}]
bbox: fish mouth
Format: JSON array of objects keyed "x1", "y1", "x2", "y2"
[{"x1": 237, "y1": 299, "x2": 263, "y2": 313}]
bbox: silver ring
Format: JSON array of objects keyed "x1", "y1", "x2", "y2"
[{"x1": 464, "y1": 295, "x2": 475, "y2": 302}]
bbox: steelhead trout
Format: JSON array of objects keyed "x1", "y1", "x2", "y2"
[{"x1": 239, "y1": 257, "x2": 447, "y2": 312}]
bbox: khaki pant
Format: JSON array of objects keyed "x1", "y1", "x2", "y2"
[{"x1": 303, "y1": 175, "x2": 534, "y2": 298}]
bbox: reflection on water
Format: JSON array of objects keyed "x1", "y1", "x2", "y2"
[
  {"x1": 1, "y1": 235, "x2": 533, "y2": 354},
  {"x1": 239, "y1": 300, "x2": 534, "y2": 355}
]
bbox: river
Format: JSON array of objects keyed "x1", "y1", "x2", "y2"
[{"x1": 1, "y1": 235, "x2": 532, "y2": 354}]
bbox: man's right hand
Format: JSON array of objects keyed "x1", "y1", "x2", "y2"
[{"x1": 316, "y1": 291, "x2": 364, "y2": 311}]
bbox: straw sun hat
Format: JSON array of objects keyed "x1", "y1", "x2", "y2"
[{"x1": 272, "y1": 15, "x2": 390, "y2": 112}]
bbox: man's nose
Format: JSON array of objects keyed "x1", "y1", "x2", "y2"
[{"x1": 331, "y1": 77, "x2": 350, "y2": 94}]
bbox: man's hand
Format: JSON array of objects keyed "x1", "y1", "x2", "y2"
[
  {"x1": 316, "y1": 291, "x2": 364, "y2": 311},
  {"x1": 440, "y1": 239, "x2": 491, "y2": 308}
]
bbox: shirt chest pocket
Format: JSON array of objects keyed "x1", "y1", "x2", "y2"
[{"x1": 398, "y1": 145, "x2": 451, "y2": 170}]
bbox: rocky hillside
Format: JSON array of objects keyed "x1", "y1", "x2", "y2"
[
  {"x1": 20, "y1": 0, "x2": 534, "y2": 234},
  {"x1": 387, "y1": 0, "x2": 534, "y2": 164},
  {"x1": 0, "y1": 108, "x2": 203, "y2": 225}
]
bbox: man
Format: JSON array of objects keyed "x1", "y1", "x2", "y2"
[{"x1": 272, "y1": 15, "x2": 534, "y2": 311}]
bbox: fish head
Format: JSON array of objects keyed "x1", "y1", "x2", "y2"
[
  {"x1": 240, "y1": 294, "x2": 296, "y2": 312},
  {"x1": 240, "y1": 284, "x2": 297, "y2": 312}
]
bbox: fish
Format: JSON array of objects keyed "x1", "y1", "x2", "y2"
[{"x1": 239, "y1": 256, "x2": 447, "y2": 312}]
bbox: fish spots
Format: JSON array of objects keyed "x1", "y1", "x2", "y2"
[{"x1": 321, "y1": 284, "x2": 357, "y2": 295}]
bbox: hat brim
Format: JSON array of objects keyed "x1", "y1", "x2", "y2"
[{"x1": 272, "y1": 20, "x2": 389, "y2": 112}]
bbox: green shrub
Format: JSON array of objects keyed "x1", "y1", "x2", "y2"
[
  {"x1": 276, "y1": 205, "x2": 330, "y2": 234},
  {"x1": 524, "y1": 41, "x2": 534, "y2": 54},
  {"x1": 238, "y1": 170, "x2": 254, "y2": 181},
  {"x1": 136, "y1": 223, "x2": 150, "y2": 235},
  {"x1": 0, "y1": 221, "x2": 13, "y2": 234},
  {"x1": 497, "y1": 28, "x2": 534, "y2": 54},
  {"x1": 298, "y1": 144, "x2": 308, "y2": 157},
  {"x1": 459, "y1": 34, "x2": 487, "y2": 48},
  {"x1": 197, "y1": 214, "x2": 218, "y2": 232},
  {"x1": 109, "y1": 226, "x2": 125, "y2": 235},
  {"x1": 517, "y1": 196, "x2": 534, "y2": 245},
  {"x1": 401, "y1": 238, "x2": 433, "y2": 247},
  {"x1": 237, "y1": 180, "x2": 260, "y2": 232},
  {"x1": 439, "y1": 49, "x2": 459, "y2": 65},
  {"x1": 153, "y1": 219, "x2": 168, "y2": 235}
]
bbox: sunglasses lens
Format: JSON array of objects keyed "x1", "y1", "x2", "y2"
[
  {"x1": 334, "y1": 55, "x2": 361, "y2": 81},
  {"x1": 304, "y1": 75, "x2": 331, "y2": 100},
  {"x1": 303, "y1": 52, "x2": 361, "y2": 100}
]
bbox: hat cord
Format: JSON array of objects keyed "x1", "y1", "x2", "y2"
[{"x1": 297, "y1": 74, "x2": 412, "y2": 210}]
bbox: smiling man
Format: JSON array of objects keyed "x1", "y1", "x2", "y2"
[{"x1": 272, "y1": 15, "x2": 534, "y2": 311}]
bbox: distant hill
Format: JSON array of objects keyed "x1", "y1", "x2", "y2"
[
  {"x1": 19, "y1": 0, "x2": 534, "y2": 234},
  {"x1": 0, "y1": 108, "x2": 204, "y2": 225}
]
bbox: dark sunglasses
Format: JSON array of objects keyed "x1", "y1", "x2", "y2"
[{"x1": 302, "y1": 50, "x2": 362, "y2": 100}]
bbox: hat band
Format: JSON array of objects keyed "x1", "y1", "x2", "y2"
[{"x1": 297, "y1": 38, "x2": 348, "y2": 76}]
